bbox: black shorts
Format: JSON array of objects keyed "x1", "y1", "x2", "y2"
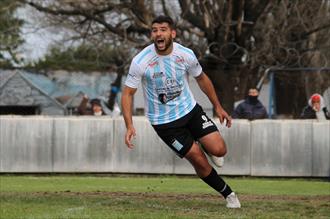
[{"x1": 152, "y1": 104, "x2": 218, "y2": 158}]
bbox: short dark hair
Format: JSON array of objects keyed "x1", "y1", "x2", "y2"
[
  {"x1": 248, "y1": 87, "x2": 260, "y2": 92},
  {"x1": 152, "y1": 15, "x2": 175, "y2": 29},
  {"x1": 90, "y1": 98, "x2": 102, "y2": 106}
]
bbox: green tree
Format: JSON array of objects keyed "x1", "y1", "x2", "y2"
[
  {"x1": 0, "y1": 0, "x2": 24, "y2": 68},
  {"x1": 30, "y1": 44, "x2": 119, "y2": 72}
]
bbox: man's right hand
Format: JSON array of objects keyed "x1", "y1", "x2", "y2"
[
  {"x1": 215, "y1": 106, "x2": 232, "y2": 128},
  {"x1": 125, "y1": 126, "x2": 136, "y2": 149}
]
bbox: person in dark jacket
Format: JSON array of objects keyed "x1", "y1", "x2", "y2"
[
  {"x1": 78, "y1": 95, "x2": 106, "y2": 116},
  {"x1": 232, "y1": 88, "x2": 268, "y2": 120},
  {"x1": 300, "y1": 93, "x2": 330, "y2": 120}
]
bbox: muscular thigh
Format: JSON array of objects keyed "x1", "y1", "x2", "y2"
[{"x1": 199, "y1": 131, "x2": 227, "y2": 156}]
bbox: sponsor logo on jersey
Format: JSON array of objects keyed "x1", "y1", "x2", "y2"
[
  {"x1": 175, "y1": 57, "x2": 184, "y2": 63},
  {"x1": 149, "y1": 61, "x2": 158, "y2": 67},
  {"x1": 157, "y1": 78, "x2": 183, "y2": 104}
]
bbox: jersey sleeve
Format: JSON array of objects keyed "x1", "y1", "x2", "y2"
[
  {"x1": 125, "y1": 60, "x2": 143, "y2": 88},
  {"x1": 186, "y1": 51, "x2": 203, "y2": 77}
]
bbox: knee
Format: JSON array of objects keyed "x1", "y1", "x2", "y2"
[
  {"x1": 193, "y1": 158, "x2": 212, "y2": 177},
  {"x1": 185, "y1": 150, "x2": 212, "y2": 177},
  {"x1": 214, "y1": 146, "x2": 227, "y2": 157}
]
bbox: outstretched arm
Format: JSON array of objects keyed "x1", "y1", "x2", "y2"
[
  {"x1": 195, "y1": 72, "x2": 232, "y2": 128},
  {"x1": 121, "y1": 86, "x2": 137, "y2": 148}
]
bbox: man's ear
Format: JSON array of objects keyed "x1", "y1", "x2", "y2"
[{"x1": 171, "y1": 29, "x2": 176, "y2": 38}]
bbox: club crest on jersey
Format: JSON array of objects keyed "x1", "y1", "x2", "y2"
[{"x1": 153, "y1": 72, "x2": 164, "y2": 78}]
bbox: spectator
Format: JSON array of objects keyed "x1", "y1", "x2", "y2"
[
  {"x1": 232, "y1": 88, "x2": 268, "y2": 120},
  {"x1": 300, "y1": 93, "x2": 330, "y2": 120},
  {"x1": 78, "y1": 95, "x2": 105, "y2": 116}
]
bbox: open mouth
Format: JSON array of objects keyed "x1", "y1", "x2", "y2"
[{"x1": 156, "y1": 39, "x2": 165, "y2": 48}]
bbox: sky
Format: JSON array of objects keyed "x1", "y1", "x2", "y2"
[{"x1": 16, "y1": 5, "x2": 65, "y2": 63}]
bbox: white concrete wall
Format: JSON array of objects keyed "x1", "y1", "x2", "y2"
[
  {"x1": 251, "y1": 120, "x2": 313, "y2": 176},
  {"x1": 0, "y1": 116, "x2": 329, "y2": 177},
  {"x1": 312, "y1": 121, "x2": 330, "y2": 177},
  {"x1": 112, "y1": 117, "x2": 175, "y2": 174},
  {"x1": 216, "y1": 120, "x2": 251, "y2": 175},
  {"x1": 52, "y1": 117, "x2": 114, "y2": 172},
  {"x1": 0, "y1": 116, "x2": 53, "y2": 172}
]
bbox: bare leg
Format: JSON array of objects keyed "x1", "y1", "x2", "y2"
[
  {"x1": 184, "y1": 142, "x2": 212, "y2": 178},
  {"x1": 199, "y1": 132, "x2": 227, "y2": 157}
]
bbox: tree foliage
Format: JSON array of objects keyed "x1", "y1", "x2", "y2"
[
  {"x1": 28, "y1": 43, "x2": 123, "y2": 72},
  {"x1": 0, "y1": 0, "x2": 24, "y2": 68}
]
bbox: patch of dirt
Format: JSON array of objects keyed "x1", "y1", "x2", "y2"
[{"x1": 31, "y1": 191, "x2": 330, "y2": 202}]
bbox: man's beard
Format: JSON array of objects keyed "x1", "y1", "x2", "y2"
[{"x1": 154, "y1": 38, "x2": 173, "y2": 52}]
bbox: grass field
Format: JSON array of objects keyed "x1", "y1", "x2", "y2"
[{"x1": 0, "y1": 175, "x2": 329, "y2": 219}]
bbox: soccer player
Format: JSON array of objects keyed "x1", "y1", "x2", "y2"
[{"x1": 121, "y1": 15, "x2": 241, "y2": 208}]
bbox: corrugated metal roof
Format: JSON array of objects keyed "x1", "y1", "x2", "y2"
[
  {"x1": 0, "y1": 70, "x2": 16, "y2": 88},
  {"x1": 50, "y1": 85, "x2": 100, "y2": 99},
  {"x1": 21, "y1": 71, "x2": 59, "y2": 95}
]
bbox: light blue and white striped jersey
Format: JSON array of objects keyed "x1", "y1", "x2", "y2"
[{"x1": 125, "y1": 42, "x2": 202, "y2": 125}]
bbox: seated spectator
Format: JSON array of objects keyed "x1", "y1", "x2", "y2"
[
  {"x1": 300, "y1": 93, "x2": 330, "y2": 120},
  {"x1": 78, "y1": 95, "x2": 105, "y2": 116},
  {"x1": 232, "y1": 88, "x2": 268, "y2": 120}
]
